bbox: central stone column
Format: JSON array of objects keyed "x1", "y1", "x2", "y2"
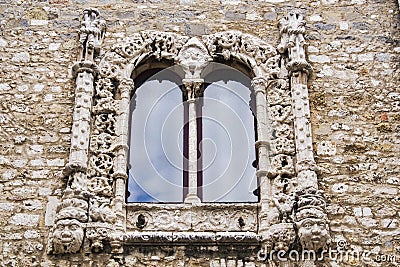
[{"x1": 183, "y1": 79, "x2": 203, "y2": 204}]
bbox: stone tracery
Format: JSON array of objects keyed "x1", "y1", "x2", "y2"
[{"x1": 48, "y1": 9, "x2": 331, "y2": 265}]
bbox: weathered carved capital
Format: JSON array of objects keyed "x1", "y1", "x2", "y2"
[
  {"x1": 251, "y1": 77, "x2": 267, "y2": 94},
  {"x1": 118, "y1": 78, "x2": 134, "y2": 98},
  {"x1": 182, "y1": 78, "x2": 204, "y2": 100},
  {"x1": 72, "y1": 61, "x2": 99, "y2": 78}
]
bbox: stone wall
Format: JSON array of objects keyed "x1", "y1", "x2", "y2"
[{"x1": 0, "y1": 0, "x2": 399, "y2": 266}]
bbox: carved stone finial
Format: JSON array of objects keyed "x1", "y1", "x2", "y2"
[
  {"x1": 278, "y1": 13, "x2": 312, "y2": 74},
  {"x1": 78, "y1": 8, "x2": 106, "y2": 62}
]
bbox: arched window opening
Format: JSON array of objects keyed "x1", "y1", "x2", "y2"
[
  {"x1": 200, "y1": 68, "x2": 258, "y2": 202},
  {"x1": 127, "y1": 69, "x2": 184, "y2": 203},
  {"x1": 127, "y1": 65, "x2": 260, "y2": 203}
]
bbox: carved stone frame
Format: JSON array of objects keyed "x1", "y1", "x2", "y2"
[{"x1": 48, "y1": 9, "x2": 331, "y2": 264}]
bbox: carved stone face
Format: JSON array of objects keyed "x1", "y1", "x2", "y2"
[
  {"x1": 297, "y1": 218, "x2": 330, "y2": 251},
  {"x1": 52, "y1": 219, "x2": 84, "y2": 254}
]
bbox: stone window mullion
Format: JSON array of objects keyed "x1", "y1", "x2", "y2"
[{"x1": 182, "y1": 78, "x2": 203, "y2": 204}]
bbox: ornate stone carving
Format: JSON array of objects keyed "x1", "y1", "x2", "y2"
[
  {"x1": 270, "y1": 105, "x2": 293, "y2": 123},
  {"x1": 89, "y1": 153, "x2": 114, "y2": 177},
  {"x1": 142, "y1": 31, "x2": 188, "y2": 60},
  {"x1": 48, "y1": 189, "x2": 88, "y2": 254},
  {"x1": 125, "y1": 231, "x2": 260, "y2": 244},
  {"x1": 127, "y1": 204, "x2": 258, "y2": 232},
  {"x1": 176, "y1": 37, "x2": 212, "y2": 78},
  {"x1": 89, "y1": 196, "x2": 117, "y2": 224},
  {"x1": 202, "y1": 31, "x2": 277, "y2": 76},
  {"x1": 50, "y1": 10, "x2": 332, "y2": 263},
  {"x1": 255, "y1": 13, "x2": 331, "y2": 263},
  {"x1": 90, "y1": 133, "x2": 114, "y2": 153},
  {"x1": 93, "y1": 113, "x2": 116, "y2": 136},
  {"x1": 48, "y1": 9, "x2": 105, "y2": 255},
  {"x1": 270, "y1": 137, "x2": 295, "y2": 156},
  {"x1": 93, "y1": 78, "x2": 116, "y2": 114},
  {"x1": 267, "y1": 79, "x2": 291, "y2": 106},
  {"x1": 272, "y1": 192, "x2": 295, "y2": 223},
  {"x1": 266, "y1": 223, "x2": 296, "y2": 252},
  {"x1": 278, "y1": 13, "x2": 311, "y2": 74},
  {"x1": 88, "y1": 176, "x2": 113, "y2": 197},
  {"x1": 48, "y1": 219, "x2": 85, "y2": 254},
  {"x1": 294, "y1": 188, "x2": 331, "y2": 251},
  {"x1": 86, "y1": 223, "x2": 111, "y2": 253},
  {"x1": 269, "y1": 154, "x2": 295, "y2": 178},
  {"x1": 78, "y1": 8, "x2": 106, "y2": 62}
]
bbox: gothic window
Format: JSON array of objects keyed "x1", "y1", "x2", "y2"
[{"x1": 49, "y1": 10, "x2": 331, "y2": 258}]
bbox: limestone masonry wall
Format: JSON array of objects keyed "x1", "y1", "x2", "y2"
[{"x1": 0, "y1": 0, "x2": 399, "y2": 266}]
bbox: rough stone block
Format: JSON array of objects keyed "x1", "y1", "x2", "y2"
[{"x1": 10, "y1": 213, "x2": 40, "y2": 227}]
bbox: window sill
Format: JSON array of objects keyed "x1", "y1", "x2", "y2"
[
  {"x1": 126, "y1": 203, "x2": 259, "y2": 232},
  {"x1": 124, "y1": 231, "x2": 260, "y2": 245}
]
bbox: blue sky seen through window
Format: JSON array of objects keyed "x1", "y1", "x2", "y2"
[{"x1": 128, "y1": 67, "x2": 257, "y2": 203}]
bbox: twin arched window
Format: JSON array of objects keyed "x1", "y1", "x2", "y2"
[{"x1": 127, "y1": 65, "x2": 258, "y2": 203}]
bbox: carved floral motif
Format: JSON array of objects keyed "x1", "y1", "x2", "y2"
[{"x1": 266, "y1": 223, "x2": 296, "y2": 252}]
